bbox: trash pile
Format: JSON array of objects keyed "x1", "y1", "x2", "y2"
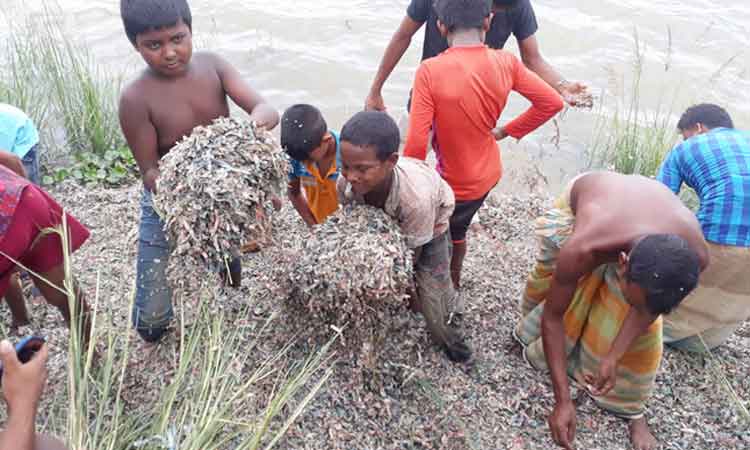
[
  {"x1": 285, "y1": 204, "x2": 413, "y2": 342},
  {"x1": 154, "y1": 117, "x2": 289, "y2": 289}
]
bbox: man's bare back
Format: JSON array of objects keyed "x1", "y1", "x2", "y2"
[
  {"x1": 121, "y1": 52, "x2": 230, "y2": 156},
  {"x1": 570, "y1": 172, "x2": 709, "y2": 269}
]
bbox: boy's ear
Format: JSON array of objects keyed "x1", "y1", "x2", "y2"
[
  {"x1": 386, "y1": 152, "x2": 399, "y2": 168},
  {"x1": 436, "y1": 20, "x2": 449, "y2": 37}
]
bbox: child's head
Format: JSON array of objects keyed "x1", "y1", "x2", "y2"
[
  {"x1": 280, "y1": 104, "x2": 333, "y2": 163},
  {"x1": 121, "y1": 0, "x2": 193, "y2": 76},
  {"x1": 435, "y1": 0, "x2": 492, "y2": 35},
  {"x1": 339, "y1": 111, "x2": 400, "y2": 196}
]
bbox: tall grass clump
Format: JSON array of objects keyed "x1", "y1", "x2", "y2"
[
  {"x1": 0, "y1": 3, "x2": 134, "y2": 185},
  {"x1": 2, "y1": 218, "x2": 336, "y2": 449},
  {"x1": 587, "y1": 29, "x2": 680, "y2": 178}
]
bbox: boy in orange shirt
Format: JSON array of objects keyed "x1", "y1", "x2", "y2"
[
  {"x1": 403, "y1": 0, "x2": 564, "y2": 316},
  {"x1": 281, "y1": 104, "x2": 341, "y2": 226}
]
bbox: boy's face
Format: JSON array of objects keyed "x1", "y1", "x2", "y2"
[
  {"x1": 340, "y1": 141, "x2": 397, "y2": 196},
  {"x1": 135, "y1": 18, "x2": 193, "y2": 77}
]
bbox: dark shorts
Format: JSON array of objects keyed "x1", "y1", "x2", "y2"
[{"x1": 449, "y1": 192, "x2": 490, "y2": 243}]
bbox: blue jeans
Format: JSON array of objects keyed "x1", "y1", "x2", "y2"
[
  {"x1": 22, "y1": 144, "x2": 40, "y2": 185},
  {"x1": 133, "y1": 190, "x2": 174, "y2": 342}
]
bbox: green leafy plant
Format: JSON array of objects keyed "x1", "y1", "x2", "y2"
[{"x1": 1, "y1": 2, "x2": 136, "y2": 186}]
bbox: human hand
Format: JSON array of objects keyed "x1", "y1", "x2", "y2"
[
  {"x1": 559, "y1": 81, "x2": 593, "y2": 108},
  {"x1": 584, "y1": 356, "x2": 617, "y2": 397},
  {"x1": 0, "y1": 339, "x2": 47, "y2": 417},
  {"x1": 144, "y1": 167, "x2": 160, "y2": 194},
  {"x1": 364, "y1": 91, "x2": 386, "y2": 112},
  {"x1": 0, "y1": 150, "x2": 27, "y2": 178},
  {"x1": 271, "y1": 196, "x2": 282, "y2": 212},
  {"x1": 492, "y1": 126, "x2": 508, "y2": 141},
  {"x1": 548, "y1": 400, "x2": 576, "y2": 450}
]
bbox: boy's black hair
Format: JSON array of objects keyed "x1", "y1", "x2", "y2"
[
  {"x1": 340, "y1": 111, "x2": 400, "y2": 161},
  {"x1": 280, "y1": 104, "x2": 328, "y2": 162},
  {"x1": 677, "y1": 103, "x2": 734, "y2": 131},
  {"x1": 121, "y1": 0, "x2": 193, "y2": 46},
  {"x1": 626, "y1": 234, "x2": 701, "y2": 315},
  {"x1": 434, "y1": 0, "x2": 492, "y2": 32}
]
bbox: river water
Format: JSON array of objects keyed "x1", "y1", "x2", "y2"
[{"x1": 4, "y1": 0, "x2": 750, "y2": 189}]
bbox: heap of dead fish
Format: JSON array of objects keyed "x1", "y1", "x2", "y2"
[
  {"x1": 285, "y1": 204, "x2": 413, "y2": 338},
  {"x1": 154, "y1": 116, "x2": 288, "y2": 289}
]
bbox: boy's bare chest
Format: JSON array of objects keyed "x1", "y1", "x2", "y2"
[{"x1": 146, "y1": 77, "x2": 229, "y2": 154}]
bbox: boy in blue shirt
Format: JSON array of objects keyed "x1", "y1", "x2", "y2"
[
  {"x1": 118, "y1": 0, "x2": 279, "y2": 343},
  {"x1": 657, "y1": 103, "x2": 750, "y2": 352},
  {"x1": 0, "y1": 103, "x2": 41, "y2": 184},
  {"x1": 281, "y1": 104, "x2": 341, "y2": 226}
]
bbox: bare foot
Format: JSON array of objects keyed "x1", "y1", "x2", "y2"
[{"x1": 629, "y1": 417, "x2": 658, "y2": 450}]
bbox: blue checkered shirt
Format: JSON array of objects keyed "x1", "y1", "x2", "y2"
[{"x1": 657, "y1": 127, "x2": 750, "y2": 247}]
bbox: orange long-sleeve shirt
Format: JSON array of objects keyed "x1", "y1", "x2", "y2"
[{"x1": 403, "y1": 45, "x2": 564, "y2": 201}]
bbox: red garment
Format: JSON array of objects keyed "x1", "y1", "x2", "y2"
[
  {"x1": 0, "y1": 179, "x2": 89, "y2": 294},
  {"x1": 0, "y1": 165, "x2": 30, "y2": 236},
  {"x1": 403, "y1": 45, "x2": 564, "y2": 201}
]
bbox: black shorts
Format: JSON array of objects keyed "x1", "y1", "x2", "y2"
[{"x1": 449, "y1": 192, "x2": 489, "y2": 243}]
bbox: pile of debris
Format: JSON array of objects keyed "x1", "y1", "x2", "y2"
[
  {"x1": 285, "y1": 204, "x2": 413, "y2": 348},
  {"x1": 154, "y1": 117, "x2": 289, "y2": 290}
]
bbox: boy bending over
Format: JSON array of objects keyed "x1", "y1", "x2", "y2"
[
  {"x1": 403, "y1": 0, "x2": 564, "y2": 316},
  {"x1": 118, "y1": 0, "x2": 279, "y2": 342},
  {"x1": 281, "y1": 104, "x2": 341, "y2": 226},
  {"x1": 337, "y1": 111, "x2": 471, "y2": 363},
  {"x1": 516, "y1": 172, "x2": 708, "y2": 450}
]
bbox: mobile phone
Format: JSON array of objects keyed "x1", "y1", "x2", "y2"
[{"x1": 0, "y1": 336, "x2": 46, "y2": 383}]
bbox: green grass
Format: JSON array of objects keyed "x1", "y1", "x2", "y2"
[
  {"x1": 0, "y1": 2, "x2": 133, "y2": 184},
  {"x1": 586, "y1": 29, "x2": 680, "y2": 178},
  {"x1": 1, "y1": 219, "x2": 336, "y2": 449}
]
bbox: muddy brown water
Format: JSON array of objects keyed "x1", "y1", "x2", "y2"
[{"x1": 3, "y1": 0, "x2": 750, "y2": 191}]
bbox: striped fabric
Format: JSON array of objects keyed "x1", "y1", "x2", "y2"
[
  {"x1": 657, "y1": 127, "x2": 750, "y2": 247},
  {"x1": 515, "y1": 187, "x2": 662, "y2": 419}
]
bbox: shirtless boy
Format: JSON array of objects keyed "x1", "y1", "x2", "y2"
[
  {"x1": 118, "y1": 0, "x2": 279, "y2": 342},
  {"x1": 516, "y1": 172, "x2": 708, "y2": 450}
]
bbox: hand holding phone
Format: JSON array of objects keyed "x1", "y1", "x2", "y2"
[{"x1": 0, "y1": 336, "x2": 48, "y2": 415}]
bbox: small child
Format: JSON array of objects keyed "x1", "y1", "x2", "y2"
[
  {"x1": 281, "y1": 104, "x2": 341, "y2": 226},
  {"x1": 403, "y1": 0, "x2": 564, "y2": 316},
  {"x1": 0, "y1": 103, "x2": 42, "y2": 184},
  {"x1": 118, "y1": 0, "x2": 279, "y2": 343},
  {"x1": 337, "y1": 111, "x2": 471, "y2": 363}
]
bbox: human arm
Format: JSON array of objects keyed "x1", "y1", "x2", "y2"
[
  {"x1": 365, "y1": 5, "x2": 426, "y2": 111},
  {"x1": 0, "y1": 340, "x2": 48, "y2": 450},
  {"x1": 503, "y1": 55, "x2": 565, "y2": 140},
  {"x1": 119, "y1": 89, "x2": 161, "y2": 193},
  {"x1": 541, "y1": 239, "x2": 597, "y2": 449},
  {"x1": 287, "y1": 178, "x2": 317, "y2": 227},
  {"x1": 402, "y1": 65, "x2": 435, "y2": 160},
  {"x1": 655, "y1": 147, "x2": 684, "y2": 194},
  {"x1": 518, "y1": 35, "x2": 591, "y2": 107},
  {"x1": 0, "y1": 150, "x2": 27, "y2": 178},
  {"x1": 215, "y1": 55, "x2": 280, "y2": 130},
  {"x1": 585, "y1": 307, "x2": 657, "y2": 396},
  {"x1": 366, "y1": 15, "x2": 423, "y2": 111}
]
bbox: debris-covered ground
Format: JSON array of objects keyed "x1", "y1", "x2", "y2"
[{"x1": 1, "y1": 179, "x2": 748, "y2": 449}]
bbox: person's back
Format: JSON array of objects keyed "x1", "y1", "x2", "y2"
[
  {"x1": 408, "y1": 46, "x2": 561, "y2": 199},
  {"x1": 658, "y1": 106, "x2": 750, "y2": 247},
  {"x1": 572, "y1": 172, "x2": 707, "y2": 256}
]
